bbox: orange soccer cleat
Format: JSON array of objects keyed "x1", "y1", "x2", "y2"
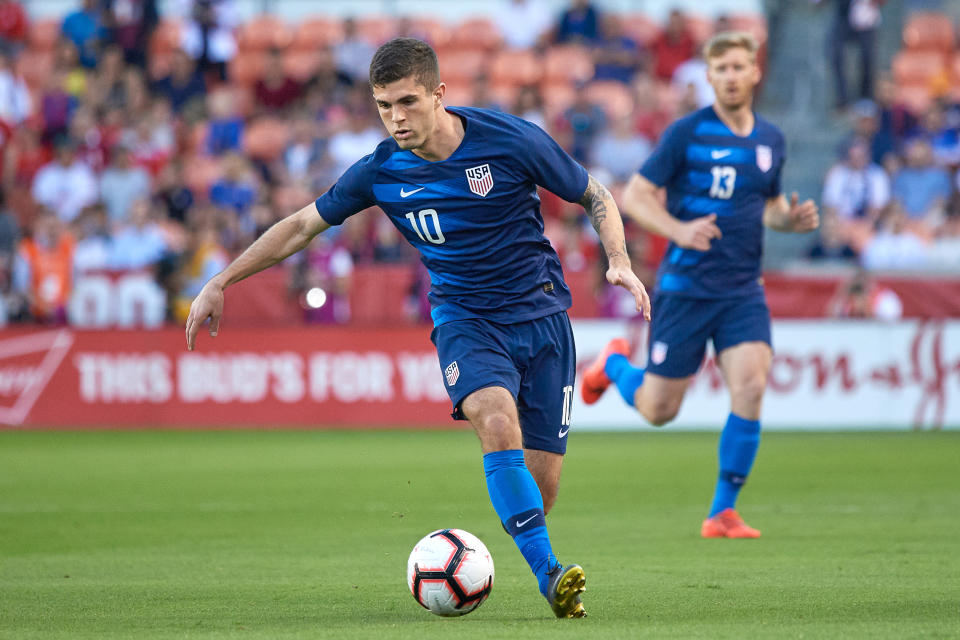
[
  {"x1": 701, "y1": 508, "x2": 762, "y2": 539},
  {"x1": 580, "y1": 338, "x2": 630, "y2": 405}
]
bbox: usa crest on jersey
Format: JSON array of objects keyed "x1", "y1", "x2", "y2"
[
  {"x1": 756, "y1": 145, "x2": 772, "y2": 172},
  {"x1": 465, "y1": 164, "x2": 494, "y2": 197}
]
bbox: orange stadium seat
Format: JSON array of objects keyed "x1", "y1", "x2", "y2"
[
  {"x1": 894, "y1": 84, "x2": 934, "y2": 115},
  {"x1": 229, "y1": 52, "x2": 268, "y2": 87},
  {"x1": 903, "y1": 12, "x2": 955, "y2": 52},
  {"x1": 540, "y1": 80, "x2": 577, "y2": 118},
  {"x1": 584, "y1": 80, "x2": 635, "y2": 119},
  {"x1": 441, "y1": 83, "x2": 473, "y2": 107},
  {"x1": 487, "y1": 82, "x2": 519, "y2": 109},
  {"x1": 237, "y1": 15, "x2": 292, "y2": 52},
  {"x1": 273, "y1": 183, "x2": 313, "y2": 212},
  {"x1": 149, "y1": 19, "x2": 182, "y2": 56},
  {"x1": 891, "y1": 50, "x2": 945, "y2": 85},
  {"x1": 290, "y1": 18, "x2": 343, "y2": 50},
  {"x1": 619, "y1": 14, "x2": 662, "y2": 47},
  {"x1": 729, "y1": 13, "x2": 768, "y2": 44},
  {"x1": 488, "y1": 49, "x2": 543, "y2": 87},
  {"x1": 357, "y1": 16, "x2": 397, "y2": 46},
  {"x1": 15, "y1": 50, "x2": 53, "y2": 90},
  {"x1": 438, "y1": 48, "x2": 489, "y2": 84},
  {"x1": 282, "y1": 50, "x2": 320, "y2": 82},
  {"x1": 449, "y1": 18, "x2": 502, "y2": 52},
  {"x1": 27, "y1": 18, "x2": 60, "y2": 52},
  {"x1": 543, "y1": 44, "x2": 594, "y2": 84},
  {"x1": 406, "y1": 17, "x2": 451, "y2": 50},
  {"x1": 243, "y1": 118, "x2": 291, "y2": 162}
]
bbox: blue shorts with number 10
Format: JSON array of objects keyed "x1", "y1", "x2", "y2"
[
  {"x1": 431, "y1": 311, "x2": 576, "y2": 455},
  {"x1": 647, "y1": 290, "x2": 772, "y2": 378}
]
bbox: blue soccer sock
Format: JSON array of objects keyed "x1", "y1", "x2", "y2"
[
  {"x1": 483, "y1": 449, "x2": 558, "y2": 597},
  {"x1": 604, "y1": 353, "x2": 645, "y2": 407},
  {"x1": 709, "y1": 413, "x2": 761, "y2": 517}
]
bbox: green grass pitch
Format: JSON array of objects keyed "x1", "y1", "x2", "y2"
[{"x1": 1, "y1": 429, "x2": 958, "y2": 639}]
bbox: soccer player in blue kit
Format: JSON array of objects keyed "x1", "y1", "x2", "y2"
[
  {"x1": 582, "y1": 32, "x2": 819, "y2": 538},
  {"x1": 185, "y1": 38, "x2": 651, "y2": 617}
]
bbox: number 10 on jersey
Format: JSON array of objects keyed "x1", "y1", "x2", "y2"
[{"x1": 405, "y1": 209, "x2": 446, "y2": 244}]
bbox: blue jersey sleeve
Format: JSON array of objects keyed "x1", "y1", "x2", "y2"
[
  {"x1": 518, "y1": 122, "x2": 589, "y2": 202},
  {"x1": 639, "y1": 120, "x2": 686, "y2": 187},
  {"x1": 314, "y1": 156, "x2": 376, "y2": 226}
]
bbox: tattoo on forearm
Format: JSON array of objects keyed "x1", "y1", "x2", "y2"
[{"x1": 579, "y1": 175, "x2": 610, "y2": 232}]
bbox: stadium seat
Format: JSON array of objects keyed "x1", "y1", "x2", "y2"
[
  {"x1": 357, "y1": 16, "x2": 397, "y2": 46},
  {"x1": 273, "y1": 183, "x2": 313, "y2": 212},
  {"x1": 282, "y1": 50, "x2": 320, "y2": 82},
  {"x1": 229, "y1": 52, "x2": 268, "y2": 87},
  {"x1": 488, "y1": 49, "x2": 543, "y2": 87},
  {"x1": 487, "y1": 82, "x2": 519, "y2": 109},
  {"x1": 584, "y1": 80, "x2": 636, "y2": 119},
  {"x1": 543, "y1": 45, "x2": 594, "y2": 84},
  {"x1": 891, "y1": 50, "x2": 945, "y2": 86},
  {"x1": 438, "y1": 48, "x2": 489, "y2": 84},
  {"x1": 450, "y1": 18, "x2": 502, "y2": 52},
  {"x1": 290, "y1": 18, "x2": 343, "y2": 50},
  {"x1": 619, "y1": 14, "x2": 662, "y2": 47},
  {"x1": 539, "y1": 80, "x2": 577, "y2": 119},
  {"x1": 406, "y1": 17, "x2": 451, "y2": 50},
  {"x1": 902, "y1": 12, "x2": 955, "y2": 52},
  {"x1": 237, "y1": 15, "x2": 292, "y2": 52},
  {"x1": 15, "y1": 51, "x2": 53, "y2": 90},
  {"x1": 729, "y1": 13, "x2": 769, "y2": 44},
  {"x1": 27, "y1": 18, "x2": 60, "y2": 52},
  {"x1": 243, "y1": 118, "x2": 291, "y2": 162},
  {"x1": 894, "y1": 83, "x2": 934, "y2": 116}
]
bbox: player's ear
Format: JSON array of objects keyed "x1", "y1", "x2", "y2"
[{"x1": 434, "y1": 82, "x2": 446, "y2": 107}]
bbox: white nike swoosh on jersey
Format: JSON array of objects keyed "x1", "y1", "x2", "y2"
[
  {"x1": 400, "y1": 186, "x2": 425, "y2": 197},
  {"x1": 711, "y1": 149, "x2": 732, "y2": 159},
  {"x1": 558, "y1": 427, "x2": 569, "y2": 438},
  {"x1": 515, "y1": 514, "x2": 537, "y2": 528}
]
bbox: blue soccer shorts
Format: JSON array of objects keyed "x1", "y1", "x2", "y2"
[
  {"x1": 431, "y1": 311, "x2": 576, "y2": 454},
  {"x1": 646, "y1": 291, "x2": 772, "y2": 378}
]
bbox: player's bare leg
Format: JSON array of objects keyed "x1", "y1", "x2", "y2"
[
  {"x1": 523, "y1": 449, "x2": 562, "y2": 514},
  {"x1": 701, "y1": 341, "x2": 771, "y2": 538},
  {"x1": 633, "y1": 373, "x2": 693, "y2": 426},
  {"x1": 461, "y1": 386, "x2": 585, "y2": 617}
]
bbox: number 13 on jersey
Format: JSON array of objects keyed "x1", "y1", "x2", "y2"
[{"x1": 709, "y1": 166, "x2": 736, "y2": 199}]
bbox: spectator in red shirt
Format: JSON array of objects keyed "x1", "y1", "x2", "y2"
[
  {"x1": 0, "y1": 0, "x2": 28, "y2": 48},
  {"x1": 651, "y1": 8, "x2": 695, "y2": 81},
  {"x1": 254, "y1": 49, "x2": 302, "y2": 114}
]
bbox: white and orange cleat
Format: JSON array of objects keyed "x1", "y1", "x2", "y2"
[{"x1": 701, "y1": 508, "x2": 761, "y2": 539}]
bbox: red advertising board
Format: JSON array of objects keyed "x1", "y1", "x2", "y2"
[{"x1": 0, "y1": 328, "x2": 455, "y2": 428}]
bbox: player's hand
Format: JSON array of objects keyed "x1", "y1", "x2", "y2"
[
  {"x1": 787, "y1": 192, "x2": 819, "y2": 232},
  {"x1": 606, "y1": 261, "x2": 652, "y2": 322},
  {"x1": 185, "y1": 279, "x2": 225, "y2": 351},
  {"x1": 674, "y1": 214, "x2": 722, "y2": 251}
]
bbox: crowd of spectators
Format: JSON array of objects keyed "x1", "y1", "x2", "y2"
[
  {"x1": 0, "y1": 0, "x2": 751, "y2": 326},
  {"x1": 1, "y1": 0, "x2": 950, "y2": 329}
]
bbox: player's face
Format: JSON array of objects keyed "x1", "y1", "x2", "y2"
[
  {"x1": 706, "y1": 47, "x2": 760, "y2": 110},
  {"x1": 372, "y1": 76, "x2": 444, "y2": 150}
]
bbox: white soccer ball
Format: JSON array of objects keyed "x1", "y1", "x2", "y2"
[{"x1": 406, "y1": 528, "x2": 495, "y2": 617}]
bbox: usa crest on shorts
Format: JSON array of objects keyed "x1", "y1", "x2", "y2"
[
  {"x1": 756, "y1": 145, "x2": 772, "y2": 172},
  {"x1": 465, "y1": 164, "x2": 494, "y2": 197},
  {"x1": 651, "y1": 341, "x2": 668, "y2": 365},
  {"x1": 445, "y1": 361, "x2": 460, "y2": 386}
]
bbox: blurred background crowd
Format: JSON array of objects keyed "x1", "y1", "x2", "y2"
[{"x1": 2, "y1": 0, "x2": 958, "y2": 327}]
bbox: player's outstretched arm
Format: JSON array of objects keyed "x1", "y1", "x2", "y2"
[
  {"x1": 185, "y1": 202, "x2": 330, "y2": 350},
  {"x1": 763, "y1": 192, "x2": 820, "y2": 233},
  {"x1": 579, "y1": 174, "x2": 651, "y2": 321},
  {"x1": 621, "y1": 174, "x2": 721, "y2": 251}
]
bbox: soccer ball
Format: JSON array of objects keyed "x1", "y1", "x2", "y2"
[{"x1": 406, "y1": 528, "x2": 495, "y2": 616}]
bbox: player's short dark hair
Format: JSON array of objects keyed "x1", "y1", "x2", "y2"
[
  {"x1": 369, "y1": 38, "x2": 440, "y2": 91},
  {"x1": 703, "y1": 31, "x2": 759, "y2": 61}
]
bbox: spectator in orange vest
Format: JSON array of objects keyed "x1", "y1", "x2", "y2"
[{"x1": 14, "y1": 208, "x2": 75, "y2": 323}]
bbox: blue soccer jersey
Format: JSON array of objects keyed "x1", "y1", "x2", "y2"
[
  {"x1": 639, "y1": 106, "x2": 785, "y2": 299},
  {"x1": 315, "y1": 107, "x2": 589, "y2": 327}
]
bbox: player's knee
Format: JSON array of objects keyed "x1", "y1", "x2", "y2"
[
  {"x1": 732, "y1": 376, "x2": 767, "y2": 412},
  {"x1": 640, "y1": 400, "x2": 680, "y2": 427},
  {"x1": 476, "y1": 411, "x2": 520, "y2": 449}
]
